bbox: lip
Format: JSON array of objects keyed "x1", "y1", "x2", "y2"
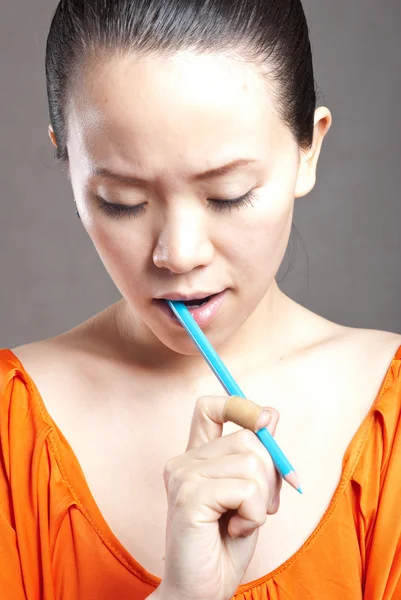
[
  {"x1": 153, "y1": 289, "x2": 228, "y2": 328},
  {"x1": 154, "y1": 291, "x2": 221, "y2": 302}
]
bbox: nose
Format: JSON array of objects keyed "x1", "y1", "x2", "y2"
[{"x1": 153, "y1": 206, "x2": 214, "y2": 274}]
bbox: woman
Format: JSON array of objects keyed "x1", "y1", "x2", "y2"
[{"x1": 1, "y1": 0, "x2": 400, "y2": 598}]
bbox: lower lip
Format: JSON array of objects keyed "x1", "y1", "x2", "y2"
[{"x1": 154, "y1": 290, "x2": 228, "y2": 328}]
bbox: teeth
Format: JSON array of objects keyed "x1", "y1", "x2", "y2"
[{"x1": 184, "y1": 295, "x2": 211, "y2": 308}]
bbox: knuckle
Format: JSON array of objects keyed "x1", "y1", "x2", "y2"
[
  {"x1": 167, "y1": 465, "x2": 186, "y2": 490},
  {"x1": 256, "y1": 509, "x2": 268, "y2": 527},
  {"x1": 163, "y1": 457, "x2": 175, "y2": 484},
  {"x1": 194, "y1": 395, "x2": 228, "y2": 428},
  {"x1": 175, "y1": 478, "x2": 196, "y2": 508},
  {"x1": 163, "y1": 459, "x2": 185, "y2": 490},
  {"x1": 195, "y1": 395, "x2": 212, "y2": 412},
  {"x1": 243, "y1": 452, "x2": 263, "y2": 475},
  {"x1": 240, "y1": 510, "x2": 267, "y2": 536},
  {"x1": 193, "y1": 395, "x2": 214, "y2": 423},
  {"x1": 237, "y1": 427, "x2": 257, "y2": 448},
  {"x1": 242, "y1": 479, "x2": 259, "y2": 499}
]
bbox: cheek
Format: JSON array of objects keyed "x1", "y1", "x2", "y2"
[
  {"x1": 87, "y1": 222, "x2": 150, "y2": 281},
  {"x1": 219, "y1": 190, "x2": 294, "y2": 270}
]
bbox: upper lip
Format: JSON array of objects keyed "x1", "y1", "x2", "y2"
[{"x1": 155, "y1": 290, "x2": 224, "y2": 301}]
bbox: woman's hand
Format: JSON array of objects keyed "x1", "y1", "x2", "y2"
[{"x1": 156, "y1": 395, "x2": 282, "y2": 600}]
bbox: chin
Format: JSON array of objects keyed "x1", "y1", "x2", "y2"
[{"x1": 146, "y1": 316, "x2": 230, "y2": 357}]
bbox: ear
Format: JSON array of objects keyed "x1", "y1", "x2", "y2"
[
  {"x1": 294, "y1": 106, "x2": 332, "y2": 198},
  {"x1": 48, "y1": 125, "x2": 58, "y2": 148}
]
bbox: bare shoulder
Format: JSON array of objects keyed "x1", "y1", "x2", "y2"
[
  {"x1": 318, "y1": 326, "x2": 401, "y2": 410},
  {"x1": 11, "y1": 335, "x2": 93, "y2": 417},
  {"x1": 332, "y1": 326, "x2": 401, "y2": 368},
  {"x1": 12, "y1": 302, "x2": 119, "y2": 377},
  {"x1": 274, "y1": 324, "x2": 401, "y2": 430},
  {"x1": 10, "y1": 304, "x2": 121, "y2": 421},
  {"x1": 12, "y1": 333, "x2": 94, "y2": 383}
]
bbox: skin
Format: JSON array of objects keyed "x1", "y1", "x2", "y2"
[
  {"x1": 49, "y1": 50, "x2": 332, "y2": 374},
  {"x1": 22, "y1": 48, "x2": 399, "y2": 587}
]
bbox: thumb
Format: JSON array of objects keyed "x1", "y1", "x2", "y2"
[
  {"x1": 186, "y1": 395, "x2": 279, "y2": 452},
  {"x1": 259, "y1": 406, "x2": 280, "y2": 437},
  {"x1": 222, "y1": 395, "x2": 280, "y2": 437},
  {"x1": 185, "y1": 395, "x2": 229, "y2": 451}
]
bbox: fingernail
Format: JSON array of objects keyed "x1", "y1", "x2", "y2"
[{"x1": 255, "y1": 408, "x2": 271, "y2": 431}]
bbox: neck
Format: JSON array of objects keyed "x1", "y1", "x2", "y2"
[{"x1": 110, "y1": 281, "x2": 316, "y2": 380}]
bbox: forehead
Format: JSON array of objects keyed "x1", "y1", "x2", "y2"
[{"x1": 67, "y1": 51, "x2": 288, "y2": 175}]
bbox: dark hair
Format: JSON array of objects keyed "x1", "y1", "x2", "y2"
[{"x1": 45, "y1": 0, "x2": 318, "y2": 164}]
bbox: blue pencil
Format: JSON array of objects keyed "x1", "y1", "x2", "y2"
[{"x1": 167, "y1": 300, "x2": 302, "y2": 494}]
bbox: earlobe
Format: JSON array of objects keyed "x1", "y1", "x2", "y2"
[
  {"x1": 48, "y1": 125, "x2": 58, "y2": 148},
  {"x1": 294, "y1": 158, "x2": 316, "y2": 198},
  {"x1": 294, "y1": 107, "x2": 332, "y2": 199}
]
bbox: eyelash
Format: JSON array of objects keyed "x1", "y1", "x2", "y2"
[{"x1": 97, "y1": 190, "x2": 257, "y2": 219}]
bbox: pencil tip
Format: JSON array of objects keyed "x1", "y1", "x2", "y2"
[{"x1": 283, "y1": 470, "x2": 302, "y2": 493}]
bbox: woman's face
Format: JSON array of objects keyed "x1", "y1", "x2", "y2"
[{"x1": 64, "y1": 51, "x2": 328, "y2": 355}]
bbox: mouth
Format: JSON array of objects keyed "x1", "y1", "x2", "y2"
[
  {"x1": 152, "y1": 290, "x2": 228, "y2": 327},
  {"x1": 154, "y1": 292, "x2": 220, "y2": 306},
  {"x1": 154, "y1": 294, "x2": 216, "y2": 310},
  {"x1": 173, "y1": 295, "x2": 215, "y2": 308}
]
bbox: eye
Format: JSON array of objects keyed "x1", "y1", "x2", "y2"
[
  {"x1": 96, "y1": 189, "x2": 257, "y2": 219},
  {"x1": 97, "y1": 199, "x2": 146, "y2": 219},
  {"x1": 207, "y1": 189, "x2": 257, "y2": 212}
]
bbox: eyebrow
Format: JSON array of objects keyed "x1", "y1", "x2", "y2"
[{"x1": 91, "y1": 158, "x2": 258, "y2": 186}]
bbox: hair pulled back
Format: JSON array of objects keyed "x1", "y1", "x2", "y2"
[{"x1": 45, "y1": 0, "x2": 318, "y2": 164}]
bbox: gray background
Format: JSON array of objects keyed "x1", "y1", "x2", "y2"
[{"x1": 1, "y1": 1, "x2": 400, "y2": 349}]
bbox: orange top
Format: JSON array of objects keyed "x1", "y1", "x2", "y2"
[{"x1": 1, "y1": 346, "x2": 401, "y2": 600}]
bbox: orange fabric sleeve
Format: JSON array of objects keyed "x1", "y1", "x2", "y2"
[
  {"x1": 0, "y1": 511, "x2": 26, "y2": 600},
  {"x1": 362, "y1": 363, "x2": 401, "y2": 599},
  {"x1": 0, "y1": 365, "x2": 64, "y2": 600},
  {"x1": 0, "y1": 370, "x2": 35, "y2": 599}
]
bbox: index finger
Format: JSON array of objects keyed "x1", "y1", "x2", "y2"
[{"x1": 185, "y1": 395, "x2": 277, "y2": 452}]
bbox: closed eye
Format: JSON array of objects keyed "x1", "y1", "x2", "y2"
[
  {"x1": 96, "y1": 189, "x2": 257, "y2": 219},
  {"x1": 208, "y1": 190, "x2": 257, "y2": 212}
]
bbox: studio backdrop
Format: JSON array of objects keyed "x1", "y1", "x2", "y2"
[{"x1": 1, "y1": 0, "x2": 400, "y2": 348}]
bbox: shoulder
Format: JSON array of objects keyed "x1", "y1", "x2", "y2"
[
  {"x1": 329, "y1": 326, "x2": 401, "y2": 387},
  {"x1": 346, "y1": 332, "x2": 401, "y2": 495},
  {"x1": 343, "y1": 332, "x2": 401, "y2": 574},
  {"x1": 326, "y1": 327, "x2": 401, "y2": 417},
  {"x1": 10, "y1": 304, "x2": 114, "y2": 384},
  {"x1": 0, "y1": 346, "x2": 40, "y2": 402},
  {"x1": 292, "y1": 327, "x2": 401, "y2": 431},
  {"x1": 310, "y1": 328, "x2": 401, "y2": 490},
  {"x1": 8, "y1": 313, "x2": 125, "y2": 437},
  {"x1": 0, "y1": 347, "x2": 51, "y2": 474},
  {"x1": 10, "y1": 301, "x2": 122, "y2": 381},
  {"x1": 10, "y1": 337, "x2": 96, "y2": 417},
  {"x1": 333, "y1": 327, "x2": 401, "y2": 371},
  {"x1": 296, "y1": 325, "x2": 401, "y2": 386}
]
